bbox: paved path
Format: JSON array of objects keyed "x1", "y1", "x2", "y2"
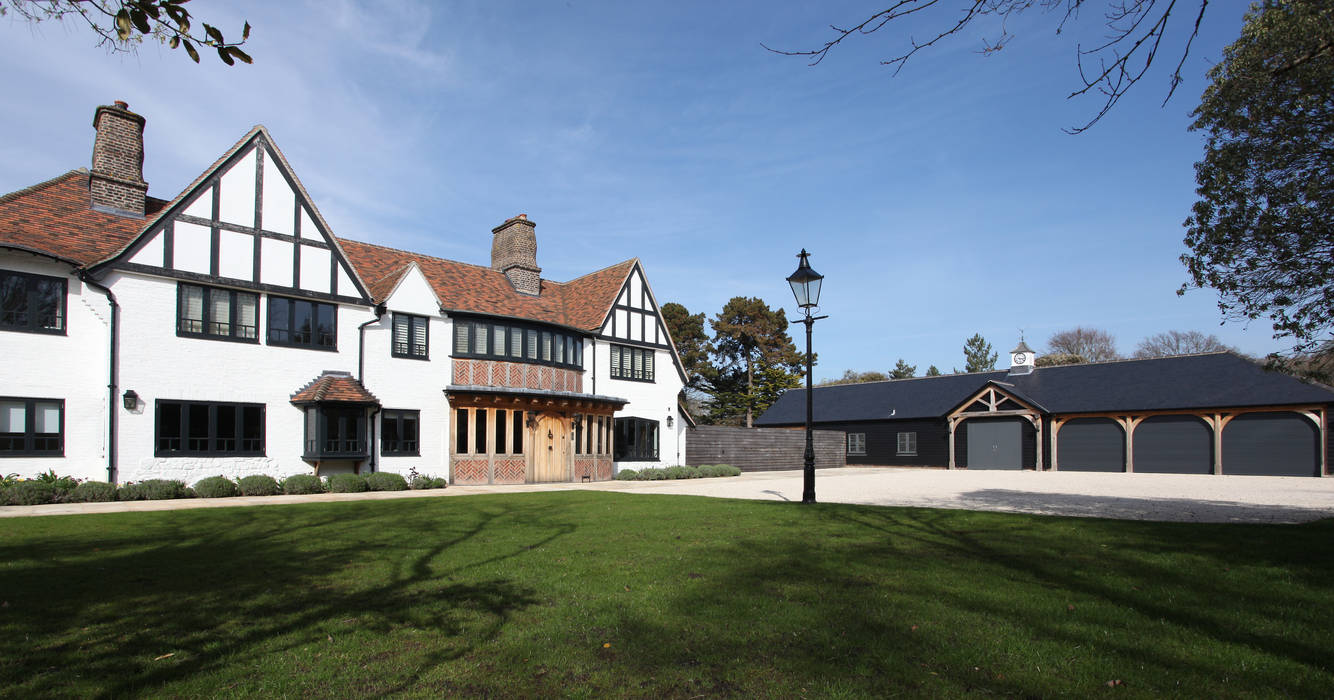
[{"x1": 5, "y1": 468, "x2": 1334, "y2": 523}]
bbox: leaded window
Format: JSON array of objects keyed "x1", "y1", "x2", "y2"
[
  {"x1": 848, "y1": 433, "x2": 867, "y2": 456},
  {"x1": 897, "y1": 432, "x2": 917, "y2": 456}
]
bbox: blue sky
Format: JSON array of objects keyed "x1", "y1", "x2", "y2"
[{"x1": 0, "y1": 1, "x2": 1268, "y2": 380}]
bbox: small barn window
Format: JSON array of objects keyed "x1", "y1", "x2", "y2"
[
  {"x1": 897, "y1": 432, "x2": 917, "y2": 456},
  {"x1": 847, "y1": 433, "x2": 866, "y2": 456}
]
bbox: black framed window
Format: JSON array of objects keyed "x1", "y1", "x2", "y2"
[
  {"x1": 613, "y1": 417, "x2": 659, "y2": 461},
  {"x1": 301, "y1": 406, "x2": 366, "y2": 459},
  {"x1": 0, "y1": 398, "x2": 63, "y2": 456},
  {"x1": 455, "y1": 408, "x2": 469, "y2": 454},
  {"x1": 392, "y1": 313, "x2": 429, "y2": 359},
  {"x1": 848, "y1": 433, "x2": 867, "y2": 456},
  {"x1": 896, "y1": 432, "x2": 917, "y2": 456},
  {"x1": 0, "y1": 269, "x2": 66, "y2": 335},
  {"x1": 512, "y1": 410, "x2": 524, "y2": 454},
  {"x1": 155, "y1": 400, "x2": 264, "y2": 457},
  {"x1": 610, "y1": 344, "x2": 655, "y2": 382},
  {"x1": 451, "y1": 317, "x2": 583, "y2": 370},
  {"x1": 177, "y1": 283, "x2": 258, "y2": 342},
  {"x1": 381, "y1": 409, "x2": 420, "y2": 456},
  {"x1": 268, "y1": 296, "x2": 336, "y2": 350}
]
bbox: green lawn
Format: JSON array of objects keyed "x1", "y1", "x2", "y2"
[{"x1": 1, "y1": 493, "x2": 1332, "y2": 698}]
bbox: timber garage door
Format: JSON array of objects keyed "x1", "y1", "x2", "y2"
[
  {"x1": 966, "y1": 419, "x2": 1023, "y2": 470},
  {"x1": 1058, "y1": 418, "x2": 1124, "y2": 472},
  {"x1": 1133, "y1": 415, "x2": 1212, "y2": 474},
  {"x1": 1222, "y1": 412, "x2": 1319, "y2": 477}
]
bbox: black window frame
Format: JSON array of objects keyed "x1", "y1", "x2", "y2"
[
  {"x1": 391, "y1": 313, "x2": 429, "y2": 360},
  {"x1": 0, "y1": 269, "x2": 67, "y2": 336},
  {"x1": 613, "y1": 417, "x2": 659, "y2": 461},
  {"x1": 0, "y1": 397, "x2": 64, "y2": 457},
  {"x1": 155, "y1": 400, "x2": 265, "y2": 457},
  {"x1": 176, "y1": 283, "x2": 260, "y2": 343},
  {"x1": 609, "y1": 344, "x2": 655, "y2": 382},
  {"x1": 451, "y1": 317, "x2": 583, "y2": 370},
  {"x1": 847, "y1": 433, "x2": 867, "y2": 456},
  {"x1": 267, "y1": 295, "x2": 338, "y2": 351},
  {"x1": 302, "y1": 405, "x2": 367, "y2": 459},
  {"x1": 381, "y1": 409, "x2": 420, "y2": 456}
]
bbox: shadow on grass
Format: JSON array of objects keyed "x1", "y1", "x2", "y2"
[
  {"x1": 955, "y1": 488, "x2": 1334, "y2": 524},
  {"x1": 0, "y1": 500, "x2": 569, "y2": 697}
]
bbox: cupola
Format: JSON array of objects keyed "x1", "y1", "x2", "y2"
[{"x1": 1008, "y1": 340, "x2": 1036, "y2": 376}]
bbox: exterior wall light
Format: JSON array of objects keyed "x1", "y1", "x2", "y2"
[{"x1": 122, "y1": 389, "x2": 139, "y2": 411}]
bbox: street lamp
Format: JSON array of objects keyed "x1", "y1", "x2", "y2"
[{"x1": 787, "y1": 249, "x2": 826, "y2": 504}]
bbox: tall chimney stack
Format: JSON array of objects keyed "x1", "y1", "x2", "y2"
[
  {"x1": 90, "y1": 100, "x2": 148, "y2": 216},
  {"x1": 491, "y1": 214, "x2": 542, "y2": 295}
]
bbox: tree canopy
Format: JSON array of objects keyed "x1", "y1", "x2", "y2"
[
  {"x1": 819, "y1": 369, "x2": 889, "y2": 386},
  {"x1": 1045, "y1": 327, "x2": 1119, "y2": 362},
  {"x1": 660, "y1": 302, "x2": 712, "y2": 391},
  {"x1": 962, "y1": 333, "x2": 997, "y2": 373},
  {"x1": 1134, "y1": 330, "x2": 1235, "y2": 358},
  {"x1": 708, "y1": 297, "x2": 805, "y2": 427},
  {"x1": 766, "y1": 0, "x2": 1211, "y2": 133},
  {"x1": 1181, "y1": 0, "x2": 1334, "y2": 355},
  {"x1": 890, "y1": 358, "x2": 917, "y2": 379},
  {"x1": 1, "y1": 0, "x2": 251, "y2": 64}
]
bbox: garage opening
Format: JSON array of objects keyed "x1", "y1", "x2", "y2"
[
  {"x1": 1058, "y1": 418, "x2": 1124, "y2": 472},
  {"x1": 1222, "y1": 412, "x2": 1319, "y2": 477},
  {"x1": 965, "y1": 418, "x2": 1024, "y2": 470},
  {"x1": 1134, "y1": 415, "x2": 1213, "y2": 474}
]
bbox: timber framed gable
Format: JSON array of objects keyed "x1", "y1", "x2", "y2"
[
  {"x1": 946, "y1": 382, "x2": 1046, "y2": 470},
  {"x1": 92, "y1": 128, "x2": 371, "y2": 306},
  {"x1": 593, "y1": 260, "x2": 688, "y2": 384}
]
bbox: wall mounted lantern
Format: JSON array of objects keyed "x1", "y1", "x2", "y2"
[{"x1": 122, "y1": 389, "x2": 139, "y2": 411}]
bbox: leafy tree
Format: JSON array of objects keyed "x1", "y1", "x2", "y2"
[
  {"x1": 709, "y1": 297, "x2": 805, "y2": 427},
  {"x1": 1181, "y1": 0, "x2": 1334, "y2": 355},
  {"x1": 925, "y1": 365, "x2": 942, "y2": 376},
  {"x1": 661, "y1": 302, "x2": 713, "y2": 391},
  {"x1": 962, "y1": 333, "x2": 997, "y2": 373},
  {"x1": 1271, "y1": 343, "x2": 1334, "y2": 384},
  {"x1": 890, "y1": 358, "x2": 916, "y2": 379},
  {"x1": 708, "y1": 363, "x2": 802, "y2": 427},
  {"x1": 1046, "y1": 327, "x2": 1119, "y2": 362},
  {"x1": 1134, "y1": 330, "x2": 1236, "y2": 358},
  {"x1": 818, "y1": 369, "x2": 889, "y2": 386},
  {"x1": 766, "y1": 1, "x2": 1211, "y2": 133},
  {"x1": 1035, "y1": 352, "x2": 1086, "y2": 367},
  {"x1": 0, "y1": 0, "x2": 251, "y2": 64}
]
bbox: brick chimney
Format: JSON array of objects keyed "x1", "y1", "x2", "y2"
[
  {"x1": 90, "y1": 100, "x2": 148, "y2": 216},
  {"x1": 491, "y1": 214, "x2": 542, "y2": 295}
]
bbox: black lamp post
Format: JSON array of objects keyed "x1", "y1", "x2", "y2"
[{"x1": 786, "y1": 249, "x2": 826, "y2": 504}]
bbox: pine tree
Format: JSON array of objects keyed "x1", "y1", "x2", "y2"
[
  {"x1": 926, "y1": 365, "x2": 942, "y2": 376},
  {"x1": 708, "y1": 297, "x2": 805, "y2": 427},
  {"x1": 962, "y1": 333, "x2": 998, "y2": 373},
  {"x1": 890, "y1": 358, "x2": 916, "y2": 379}
]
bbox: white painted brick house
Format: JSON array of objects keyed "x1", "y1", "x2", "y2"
[{"x1": 0, "y1": 102, "x2": 689, "y2": 485}]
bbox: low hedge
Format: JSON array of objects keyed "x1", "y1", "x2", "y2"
[
  {"x1": 326, "y1": 474, "x2": 368, "y2": 493},
  {"x1": 7, "y1": 481, "x2": 56, "y2": 506},
  {"x1": 69, "y1": 481, "x2": 117, "y2": 503},
  {"x1": 118, "y1": 479, "x2": 190, "y2": 501},
  {"x1": 619, "y1": 464, "x2": 741, "y2": 481},
  {"x1": 282, "y1": 474, "x2": 324, "y2": 495},
  {"x1": 615, "y1": 469, "x2": 639, "y2": 481},
  {"x1": 193, "y1": 476, "x2": 239, "y2": 499},
  {"x1": 237, "y1": 475, "x2": 281, "y2": 497},
  {"x1": 365, "y1": 472, "x2": 408, "y2": 492},
  {"x1": 409, "y1": 475, "x2": 448, "y2": 490}
]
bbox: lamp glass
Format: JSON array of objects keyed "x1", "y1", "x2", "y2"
[{"x1": 786, "y1": 249, "x2": 824, "y2": 309}]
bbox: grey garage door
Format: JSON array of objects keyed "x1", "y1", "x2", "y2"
[
  {"x1": 1058, "y1": 418, "x2": 1124, "y2": 472},
  {"x1": 1222, "y1": 412, "x2": 1320, "y2": 477},
  {"x1": 1134, "y1": 415, "x2": 1213, "y2": 474},
  {"x1": 966, "y1": 419, "x2": 1023, "y2": 470}
]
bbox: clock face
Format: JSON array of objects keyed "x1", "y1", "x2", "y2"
[{"x1": 1014, "y1": 352, "x2": 1028, "y2": 364}]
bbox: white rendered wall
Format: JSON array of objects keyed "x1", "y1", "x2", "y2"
[
  {"x1": 591, "y1": 338, "x2": 686, "y2": 470},
  {"x1": 111, "y1": 270, "x2": 370, "y2": 483},
  {"x1": 360, "y1": 266, "x2": 453, "y2": 482},
  {"x1": 0, "y1": 254, "x2": 112, "y2": 481}
]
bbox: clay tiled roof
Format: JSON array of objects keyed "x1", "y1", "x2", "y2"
[
  {"x1": 0, "y1": 169, "x2": 167, "y2": 266},
  {"x1": 290, "y1": 371, "x2": 380, "y2": 405},
  {"x1": 336, "y1": 237, "x2": 635, "y2": 332}
]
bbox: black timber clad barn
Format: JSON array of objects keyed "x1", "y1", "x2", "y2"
[{"x1": 755, "y1": 352, "x2": 1334, "y2": 477}]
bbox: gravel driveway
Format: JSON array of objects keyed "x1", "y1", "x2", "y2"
[{"x1": 582, "y1": 467, "x2": 1334, "y2": 524}]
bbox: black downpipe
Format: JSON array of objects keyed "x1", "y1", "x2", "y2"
[
  {"x1": 358, "y1": 304, "x2": 386, "y2": 473},
  {"x1": 80, "y1": 273, "x2": 119, "y2": 485}
]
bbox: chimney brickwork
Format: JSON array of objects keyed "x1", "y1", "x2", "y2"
[
  {"x1": 491, "y1": 214, "x2": 542, "y2": 295},
  {"x1": 90, "y1": 101, "x2": 148, "y2": 216}
]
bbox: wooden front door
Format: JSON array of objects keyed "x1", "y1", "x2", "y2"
[{"x1": 533, "y1": 414, "x2": 570, "y2": 482}]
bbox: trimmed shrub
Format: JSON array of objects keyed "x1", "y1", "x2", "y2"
[
  {"x1": 118, "y1": 479, "x2": 189, "y2": 501},
  {"x1": 639, "y1": 468, "x2": 668, "y2": 481},
  {"x1": 193, "y1": 476, "x2": 239, "y2": 499},
  {"x1": 237, "y1": 475, "x2": 281, "y2": 497},
  {"x1": 664, "y1": 465, "x2": 701, "y2": 480},
  {"x1": 282, "y1": 474, "x2": 324, "y2": 495},
  {"x1": 427, "y1": 477, "x2": 448, "y2": 489},
  {"x1": 615, "y1": 469, "x2": 639, "y2": 481},
  {"x1": 69, "y1": 481, "x2": 117, "y2": 503},
  {"x1": 365, "y1": 472, "x2": 408, "y2": 492},
  {"x1": 7, "y1": 480, "x2": 55, "y2": 506},
  {"x1": 409, "y1": 475, "x2": 448, "y2": 490},
  {"x1": 327, "y1": 473, "x2": 368, "y2": 493},
  {"x1": 717, "y1": 464, "x2": 741, "y2": 477},
  {"x1": 696, "y1": 464, "x2": 721, "y2": 478}
]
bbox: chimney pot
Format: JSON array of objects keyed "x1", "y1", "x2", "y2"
[
  {"x1": 491, "y1": 215, "x2": 542, "y2": 295},
  {"x1": 114, "y1": 100, "x2": 129, "y2": 109}
]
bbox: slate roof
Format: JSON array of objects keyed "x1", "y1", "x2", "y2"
[
  {"x1": 290, "y1": 371, "x2": 380, "y2": 405},
  {"x1": 0, "y1": 169, "x2": 168, "y2": 266},
  {"x1": 756, "y1": 353, "x2": 1334, "y2": 425},
  {"x1": 337, "y1": 237, "x2": 635, "y2": 332}
]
